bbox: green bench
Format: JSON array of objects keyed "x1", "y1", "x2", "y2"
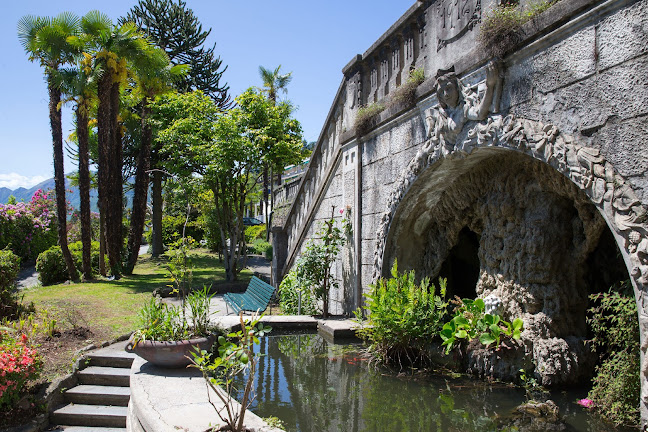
[{"x1": 224, "y1": 276, "x2": 275, "y2": 315}]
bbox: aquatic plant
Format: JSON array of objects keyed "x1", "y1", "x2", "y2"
[
  {"x1": 439, "y1": 297, "x2": 523, "y2": 354},
  {"x1": 356, "y1": 261, "x2": 448, "y2": 367}
]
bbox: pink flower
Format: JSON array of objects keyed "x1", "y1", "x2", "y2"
[{"x1": 577, "y1": 398, "x2": 593, "y2": 408}]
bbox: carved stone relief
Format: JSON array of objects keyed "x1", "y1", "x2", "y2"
[
  {"x1": 436, "y1": 0, "x2": 482, "y2": 51},
  {"x1": 372, "y1": 64, "x2": 648, "y2": 385}
]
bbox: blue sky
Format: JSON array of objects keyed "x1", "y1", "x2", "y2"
[{"x1": 0, "y1": 0, "x2": 414, "y2": 189}]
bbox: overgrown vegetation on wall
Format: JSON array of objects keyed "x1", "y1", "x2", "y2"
[
  {"x1": 479, "y1": 0, "x2": 559, "y2": 57},
  {"x1": 354, "y1": 68, "x2": 425, "y2": 137},
  {"x1": 587, "y1": 282, "x2": 640, "y2": 427}
]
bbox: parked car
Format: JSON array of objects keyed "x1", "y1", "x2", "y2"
[{"x1": 243, "y1": 217, "x2": 263, "y2": 226}]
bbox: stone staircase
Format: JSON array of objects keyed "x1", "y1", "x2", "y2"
[{"x1": 49, "y1": 344, "x2": 135, "y2": 431}]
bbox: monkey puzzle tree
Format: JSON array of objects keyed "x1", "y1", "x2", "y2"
[
  {"x1": 18, "y1": 12, "x2": 80, "y2": 281},
  {"x1": 124, "y1": 0, "x2": 231, "y2": 257}
]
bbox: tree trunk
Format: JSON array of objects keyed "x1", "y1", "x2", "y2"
[
  {"x1": 124, "y1": 101, "x2": 152, "y2": 274},
  {"x1": 150, "y1": 170, "x2": 164, "y2": 257},
  {"x1": 48, "y1": 75, "x2": 77, "y2": 282},
  {"x1": 97, "y1": 73, "x2": 123, "y2": 278},
  {"x1": 99, "y1": 207, "x2": 106, "y2": 276},
  {"x1": 77, "y1": 104, "x2": 93, "y2": 280}
]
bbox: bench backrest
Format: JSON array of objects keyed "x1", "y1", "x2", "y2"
[{"x1": 246, "y1": 276, "x2": 275, "y2": 306}]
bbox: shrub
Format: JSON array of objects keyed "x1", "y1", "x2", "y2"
[
  {"x1": 0, "y1": 250, "x2": 22, "y2": 320},
  {"x1": 0, "y1": 330, "x2": 43, "y2": 409},
  {"x1": 587, "y1": 283, "x2": 640, "y2": 427},
  {"x1": 244, "y1": 225, "x2": 266, "y2": 243},
  {"x1": 161, "y1": 214, "x2": 205, "y2": 246},
  {"x1": 249, "y1": 239, "x2": 272, "y2": 259},
  {"x1": 356, "y1": 261, "x2": 448, "y2": 366},
  {"x1": 278, "y1": 271, "x2": 318, "y2": 315},
  {"x1": 0, "y1": 189, "x2": 57, "y2": 262},
  {"x1": 36, "y1": 241, "x2": 103, "y2": 285}
]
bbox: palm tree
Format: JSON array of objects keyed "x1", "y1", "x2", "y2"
[
  {"x1": 18, "y1": 12, "x2": 80, "y2": 282},
  {"x1": 55, "y1": 62, "x2": 96, "y2": 281},
  {"x1": 82, "y1": 18, "x2": 151, "y2": 278},
  {"x1": 123, "y1": 47, "x2": 188, "y2": 275},
  {"x1": 258, "y1": 65, "x2": 293, "y2": 233},
  {"x1": 258, "y1": 65, "x2": 292, "y2": 104}
]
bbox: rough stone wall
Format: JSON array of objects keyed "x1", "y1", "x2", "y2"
[
  {"x1": 409, "y1": 153, "x2": 606, "y2": 384},
  {"x1": 280, "y1": 0, "x2": 648, "y2": 416}
]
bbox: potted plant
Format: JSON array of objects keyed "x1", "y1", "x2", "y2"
[{"x1": 126, "y1": 285, "x2": 218, "y2": 368}]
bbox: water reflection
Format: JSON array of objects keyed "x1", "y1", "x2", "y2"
[{"x1": 233, "y1": 334, "x2": 629, "y2": 432}]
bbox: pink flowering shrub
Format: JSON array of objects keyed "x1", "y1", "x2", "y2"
[
  {"x1": 0, "y1": 331, "x2": 42, "y2": 408},
  {"x1": 0, "y1": 190, "x2": 58, "y2": 261}
]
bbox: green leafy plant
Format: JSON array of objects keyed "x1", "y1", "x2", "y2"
[
  {"x1": 132, "y1": 285, "x2": 215, "y2": 344},
  {"x1": 0, "y1": 249, "x2": 27, "y2": 320},
  {"x1": 35, "y1": 241, "x2": 104, "y2": 285},
  {"x1": 291, "y1": 209, "x2": 349, "y2": 317},
  {"x1": 586, "y1": 282, "x2": 639, "y2": 427},
  {"x1": 244, "y1": 225, "x2": 266, "y2": 244},
  {"x1": 278, "y1": 270, "x2": 318, "y2": 315},
  {"x1": 191, "y1": 313, "x2": 272, "y2": 432},
  {"x1": 355, "y1": 261, "x2": 448, "y2": 367},
  {"x1": 440, "y1": 298, "x2": 523, "y2": 354}
]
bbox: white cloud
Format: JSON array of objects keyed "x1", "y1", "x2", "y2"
[{"x1": 0, "y1": 173, "x2": 49, "y2": 190}]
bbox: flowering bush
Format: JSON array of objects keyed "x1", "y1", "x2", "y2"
[
  {"x1": 0, "y1": 331, "x2": 42, "y2": 408},
  {"x1": 0, "y1": 190, "x2": 58, "y2": 262},
  {"x1": 67, "y1": 211, "x2": 100, "y2": 243}
]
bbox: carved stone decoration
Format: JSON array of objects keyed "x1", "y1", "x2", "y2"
[
  {"x1": 372, "y1": 64, "x2": 648, "y2": 320},
  {"x1": 436, "y1": 0, "x2": 482, "y2": 51}
]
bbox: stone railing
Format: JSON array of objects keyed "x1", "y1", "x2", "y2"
[{"x1": 273, "y1": 178, "x2": 301, "y2": 207}]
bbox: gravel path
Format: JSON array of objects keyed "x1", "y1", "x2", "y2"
[{"x1": 16, "y1": 265, "x2": 39, "y2": 290}]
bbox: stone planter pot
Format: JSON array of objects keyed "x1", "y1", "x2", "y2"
[{"x1": 125, "y1": 334, "x2": 216, "y2": 368}]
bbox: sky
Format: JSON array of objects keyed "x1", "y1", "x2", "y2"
[{"x1": 0, "y1": 0, "x2": 415, "y2": 190}]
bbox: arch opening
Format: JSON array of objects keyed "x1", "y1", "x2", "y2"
[{"x1": 382, "y1": 148, "x2": 632, "y2": 385}]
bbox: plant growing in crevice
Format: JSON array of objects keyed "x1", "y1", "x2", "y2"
[
  {"x1": 354, "y1": 102, "x2": 385, "y2": 136},
  {"x1": 388, "y1": 68, "x2": 426, "y2": 109},
  {"x1": 439, "y1": 297, "x2": 523, "y2": 354},
  {"x1": 479, "y1": 0, "x2": 559, "y2": 58},
  {"x1": 586, "y1": 281, "x2": 639, "y2": 427},
  {"x1": 191, "y1": 313, "x2": 271, "y2": 432}
]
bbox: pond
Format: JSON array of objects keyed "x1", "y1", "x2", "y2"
[{"x1": 233, "y1": 333, "x2": 632, "y2": 432}]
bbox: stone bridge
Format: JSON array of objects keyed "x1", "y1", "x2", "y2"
[{"x1": 271, "y1": 0, "x2": 648, "y2": 423}]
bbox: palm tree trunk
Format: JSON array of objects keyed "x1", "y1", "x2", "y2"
[
  {"x1": 106, "y1": 80, "x2": 123, "y2": 277},
  {"x1": 77, "y1": 104, "x2": 93, "y2": 280},
  {"x1": 124, "y1": 101, "x2": 152, "y2": 274},
  {"x1": 48, "y1": 75, "x2": 77, "y2": 282},
  {"x1": 150, "y1": 170, "x2": 164, "y2": 257}
]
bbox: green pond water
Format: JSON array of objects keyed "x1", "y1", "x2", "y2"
[{"x1": 234, "y1": 333, "x2": 632, "y2": 432}]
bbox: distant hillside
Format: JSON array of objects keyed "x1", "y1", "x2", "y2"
[{"x1": 1, "y1": 177, "x2": 135, "y2": 212}]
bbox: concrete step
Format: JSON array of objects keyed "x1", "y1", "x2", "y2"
[
  {"x1": 64, "y1": 385, "x2": 131, "y2": 406},
  {"x1": 78, "y1": 366, "x2": 130, "y2": 387},
  {"x1": 51, "y1": 404, "x2": 127, "y2": 428},
  {"x1": 48, "y1": 427, "x2": 126, "y2": 432},
  {"x1": 87, "y1": 351, "x2": 135, "y2": 368}
]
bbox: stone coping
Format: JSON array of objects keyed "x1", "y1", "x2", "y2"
[
  {"x1": 127, "y1": 357, "x2": 283, "y2": 432},
  {"x1": 128, "y1": 317, "x2": 361, "y2": 432}
]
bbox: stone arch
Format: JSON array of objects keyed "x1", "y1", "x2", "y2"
[{"x1": 371, "y1": 113, "x2": 648, "y2": 391}]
